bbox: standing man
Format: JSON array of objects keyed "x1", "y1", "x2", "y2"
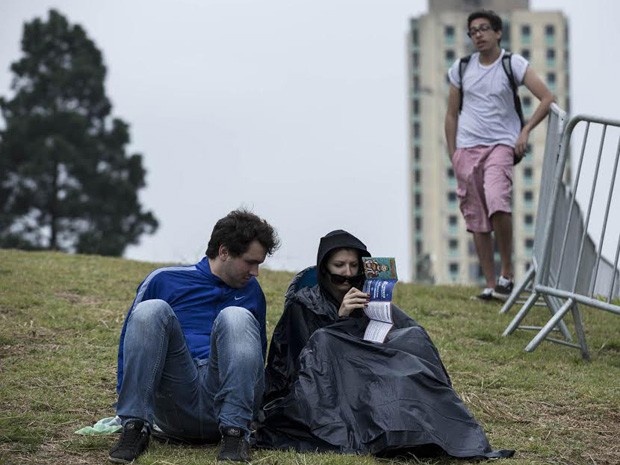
[
  {"x1": 108, "y1": 209, "x2": 279, "y2": 463},
  {"x1": 444, "y1": 9, "x2": 554, "y2": 300}
]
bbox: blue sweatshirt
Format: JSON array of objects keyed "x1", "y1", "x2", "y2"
[{"x1": 116, "y1": 257, "x2": 267, "y2": 392}]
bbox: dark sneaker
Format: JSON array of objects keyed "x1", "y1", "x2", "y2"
[
  {"x1": 109, "y1": 419, "x2": 150, "y2": 464},
  {"x1": 217, "y1": 426, "x2": 250, "y2": 463},
  {"x1": 474, "y1": 287, "x2": 496, "y2": 301},
  {"x1": 493, "y1": 276, "x2": 514, "y2": 301}
]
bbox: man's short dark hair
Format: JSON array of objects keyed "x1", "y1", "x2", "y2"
[
  {"x1": 205, "y1": 209, "x2": 279, "y2": 258},
  {"x1": 467, "y1": 9, "x2": 502, "y2": 32}
]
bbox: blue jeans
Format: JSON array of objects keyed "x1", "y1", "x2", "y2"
[{"x1": 116, "y1": 299, "x2": 264, "y2": 441}]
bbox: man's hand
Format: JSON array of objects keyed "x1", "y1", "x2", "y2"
[
  {"x1": 338, "y1": 288, "x2": 370, "y2": 318},
  {"x1": 514, "y1": 128, "x2": 530, "y2": 157}
]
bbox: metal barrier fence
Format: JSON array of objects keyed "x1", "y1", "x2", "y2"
[
  {"x1": 500, "y1": 104, "x2": 571, "y2": 339},
  {"x1": 501, "y1": 112, "x2": 620, "y2": 359}
]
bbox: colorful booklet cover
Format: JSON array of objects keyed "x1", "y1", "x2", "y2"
[{"x1": 361, "y1": 257, "x2": 398, "y2": 343}]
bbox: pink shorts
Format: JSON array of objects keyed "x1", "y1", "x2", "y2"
[{"x1": 451, "y1": 145, "x2": 513, "y2": 233}]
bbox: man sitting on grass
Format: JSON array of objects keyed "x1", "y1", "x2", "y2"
[{"x1": 109, "y1": 209, "x2": 279, "y2": 464}]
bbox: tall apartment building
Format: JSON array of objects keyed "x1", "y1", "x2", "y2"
[{"x1": 408, "y1": 0, "x2": 569, "y2": 285}]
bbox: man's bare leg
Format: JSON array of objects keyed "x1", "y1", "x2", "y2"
[
  {"x1": 491, "y1": 212, "x2": 513, "y2": 280},
  {"x1": 473, "y1": 231, "x2": 496, "y2": 289}
]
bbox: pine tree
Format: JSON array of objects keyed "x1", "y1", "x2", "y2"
[{"x1": 0, "y1": 9, "x2": 158, "y2": 255}]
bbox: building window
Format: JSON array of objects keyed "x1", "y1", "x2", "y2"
[
  {"x1": 445, "y1": 49, "x2": 455, "y2": 67},
  {"x1": 546, "y1": 48, "x2": 556, "y2": 67},
  {"x1": 545, "y1": 24, "x2": 555, "y2": 45},
  {"x1": 524, "y1": 166, "x2": 533, "y2": 181},
  {"x1": 416, "y1": 262, "x2": 424, "y2": 276},
  {"x1": 445, "y1": 25, "x2": 455, "y2": 45},
  {"x1": 449, "y1": 239, "x2": 458, "y2": 250},
  {"x1": 414, "y1": 122, "x2": 421, "y2": 138},
  {"x1": 412, "y1": 98, "x2": 420, "y2": 115},
  {"x1": 414, "y1": 169, "x2": 421, "y2": 184},
  {"x1": 415, "y1": 239, "x2": 423, "y2": 255},
  {"x1": 521, "y1": 24, "x2": 531, "y2": 45},
  {"x1": 448, "y1": 215, "x2": 458, "y2": 226},
  {"x1": 525, "y1": 238, "x2": 534, "y2": 250},
  {"x1": 447, "y1": 191, "x2": 457, "y2": 202},
  {"x1": 415, "y1": 193, "x2": 422, "y2": 208},
  {"x1": 449, "y1": 262, "x2": 459, "y2": 274},
  {"x1": 447, "y1": 167, "x2": 454, "y2": 178},
  {"x1": 524, "y1": 190, "x2": 534, "y2": 203},
  {"x1": 521, "y1": 48, "x2": 530, "y2": 60},
  {"x1": 524, "y1": 214, "x2": 534, "y2": 225},
  {"x1": 411, "y1": 25, "x2": 419, "y2": 46},
  {"x1": 414, "y1": 146, "x2": 421, "y2": 161},
  {"x1": 546, "y1": 72, "x2": 557, "y2": 91},
  {"x1": 523, "y1": 96, "x2": 532, "y2": 111},
  {"x1": 412, "y1": 51, "x2": 419, "y2": 68},
  {"x1": 415, "y1": 216, "x2": 423, "y2": 232}
]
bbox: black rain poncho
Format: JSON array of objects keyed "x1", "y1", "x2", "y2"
[{"x1": 256, "y1": 267, "x2": 513, "y2": 459}]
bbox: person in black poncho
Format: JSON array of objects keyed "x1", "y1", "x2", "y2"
[{"x1": 256, "y1": 230, "x2": 514, "y2": 460}]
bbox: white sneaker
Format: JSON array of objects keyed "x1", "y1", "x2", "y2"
[{"x1": 474, "y1": 287, "x2": 495, "y2": 301}]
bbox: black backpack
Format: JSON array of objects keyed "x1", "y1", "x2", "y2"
[{"x1": 458, "y1": 52, "x2": 525, "y2": 128}]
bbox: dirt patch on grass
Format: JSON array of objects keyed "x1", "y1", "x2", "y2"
[
  {"x1": 54, "y1": 291, "x2": 104, "y2": 307},
  {"x1": 463, "y1": 393, "x2": 620, "y2": 464}
]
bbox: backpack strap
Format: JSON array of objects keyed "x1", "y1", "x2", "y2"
[
  {"x1": 501, "y1": 52, "x2": 525, "y2": 128},
  {"x1": 457, "y1": 55, "x2": 471, "y2": 113}
]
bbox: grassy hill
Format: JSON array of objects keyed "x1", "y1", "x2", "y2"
[{"x1": 0, "y1": 249, "x2": 618, "y2": 465}]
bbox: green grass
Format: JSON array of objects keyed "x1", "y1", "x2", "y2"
[{"x1": 0, "y1": 249, "x2": 618, "y2": 465}]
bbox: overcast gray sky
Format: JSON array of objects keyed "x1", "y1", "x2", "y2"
[{"x1": 1, "y1": 0, "x2": 619, "y2": 282}]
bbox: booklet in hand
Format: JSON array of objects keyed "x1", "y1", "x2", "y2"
[{"x1": 361, "y1": 257, "x2": 398, "y2": 343}]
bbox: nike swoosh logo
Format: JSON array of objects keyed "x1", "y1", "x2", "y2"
[{"x1": 234, "y1": 296, "x2": 244, "y2": 300}]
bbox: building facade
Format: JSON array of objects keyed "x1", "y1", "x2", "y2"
[{"x1": 408, "y1": 0, "x2": 569, "y2": 285}]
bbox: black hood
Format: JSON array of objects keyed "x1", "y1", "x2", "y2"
[{"x1": 316, "y1": 230, "x2": 370, "y2": 270}]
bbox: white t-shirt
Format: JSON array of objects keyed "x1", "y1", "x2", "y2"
[{"x1": 448, "y1": 49, "x2": 529, "y2": 149}]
